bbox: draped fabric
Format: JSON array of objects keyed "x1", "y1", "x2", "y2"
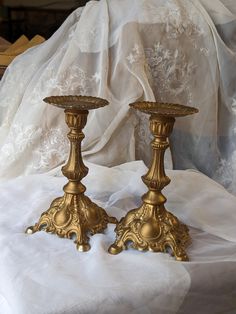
[
  {"x1": 0, "y1": 161, "x2": 236, "y2": 314},
  {"x1": 0, "y1": 0, "x2": 235, "y2": 194},
  {"x1": 0, "y1": 2, "x2": 236, "y2": 313}
]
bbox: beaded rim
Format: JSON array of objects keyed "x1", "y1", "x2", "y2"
[
  {"x1": 130, "y1": 101, "x2": 198, "y2": 117},
  {"x1": 44, "y1": 95, "x2": 109, "y2": 110}
]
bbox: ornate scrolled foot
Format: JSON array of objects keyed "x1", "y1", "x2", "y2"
[
  {"x1": 171, "y1": 243, "x2": 189, "y2": 261},
  {"x1": 175, "y1": 253, "x2": 189, "y2": 262},
  {"x1": 76, "y1": 243, "x2": 91, "y2": 252},
  {"x1": 167, "y1": 230, "x2": 191, "y2": 262},
  {"x1": 109, "y1": 204, "x2": 191, "y2": 260},
  {"x1": 25, "y1": 226, "x2": 36, "y2": 234},
  {"x1": 26, "y1": 193, "x2": 114, "y2": 251},
  {"x1": 107, "y1": 216, "x2": 118, "y2": 224},
  {"x1": 25, "y1": 221, "x2": 48, "y2": 234},
  {"x1": 108, "y1": 243, "x2": 123, "y2": 255}
]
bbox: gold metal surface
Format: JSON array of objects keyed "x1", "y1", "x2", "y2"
[
  {"x1": 109, "y1": 101, "x2": 199, "y2": 261},
  {"x1": 26, "y1": 96, "x2": 117, "y2": 251},
  {"x1": 44, "y1": 95, "x2": 109, "y2": 110},
  {"x1": 131, "y1": 101, "x2": 198, "y2": 117}
]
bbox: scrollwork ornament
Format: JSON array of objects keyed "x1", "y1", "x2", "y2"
[
  {"x1": 109, "y1": 101, "x2": 198, "y2": 261},
  {"x1": 26, "y1": 96, "x2": 117, "y2": 251}
]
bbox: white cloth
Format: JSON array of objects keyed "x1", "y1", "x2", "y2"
[
  {"x1": 0, "y1": 0, "x2": 236, "y2": 194},
  {"x1": 0, "y1": 2, "x2": 236, "y2": 312},
  {"x1": 0, "y1": 161, "x2": 236, "y2": 314}
]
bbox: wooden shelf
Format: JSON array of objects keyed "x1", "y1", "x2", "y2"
[{"x1": 0, "y1": 65, "x2": 7, "y2": 79}]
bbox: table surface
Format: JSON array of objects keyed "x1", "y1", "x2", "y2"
[
  {"x1": 0, "y1": 66, "x2": 7, "y2": 78},
  {"x1": 0, "y1": 37, "x2": 10, "y2": 78}
]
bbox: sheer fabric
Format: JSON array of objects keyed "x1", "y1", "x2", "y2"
[
  {"x1": 0, "y1": 0, "x2": 235, "y2": 194},
  {"x1": 0, "y1": 161, "x2": 236, "y2": 314},
  {"x1": 0, "y1": 2, "x2": 236, "y2": 312}
]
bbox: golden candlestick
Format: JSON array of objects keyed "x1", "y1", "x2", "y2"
[
  {"x1": 109, "y1": 102, "x2": 198, "y2": 261},
  {"x1": 26, "y1": 95, "x2": 117, "y2": 251}
]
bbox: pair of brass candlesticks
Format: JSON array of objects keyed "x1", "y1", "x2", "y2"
[{"x1": 26, "y1": 95, "x2": 198, "y2": 261}]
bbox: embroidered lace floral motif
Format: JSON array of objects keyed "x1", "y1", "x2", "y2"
[
  {"x1": 29, "y1": 64, "x2": 101, "y2": 101},
  {"x1": 0, "y1": 124, "x2": 69, "y2": 173},
  {"x1": 0, "y1": 124, "x2": 42, "y2": 165},
  {"x1": 141, "y1": 0, "x2": 206, "y2": 44},
  {"x1": 125, "y1": 1, "x2": 209, "y2": 168},
  {"x1": 127, "y1": 42, "x2": 197, "y2": 103},
  {"x1": 33, "y1": 128, "x2": 69, "y2": 172},
  {"x1": 127, "y1": 41, "x2": 199, "y2": 164}
]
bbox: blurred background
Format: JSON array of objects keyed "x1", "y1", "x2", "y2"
[{"x1": 0, "y1": 0, "x2": 89, "y2": 42}]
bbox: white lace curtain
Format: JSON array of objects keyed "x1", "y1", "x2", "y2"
[{"x1": 0, "y1": 0, "x2": 235, "y2": 194}]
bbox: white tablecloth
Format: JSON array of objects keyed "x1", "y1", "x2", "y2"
[{"x1": 0, "y1": 161, "x2": 236, "y2": 314}]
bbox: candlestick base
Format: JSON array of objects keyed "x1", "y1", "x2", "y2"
[
  {"x1": 27, "y1": 193, "x2": 117, "y2": 251},
  {"x1": 108, "y1": 204, "x2": 190, "y2": 261}
]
